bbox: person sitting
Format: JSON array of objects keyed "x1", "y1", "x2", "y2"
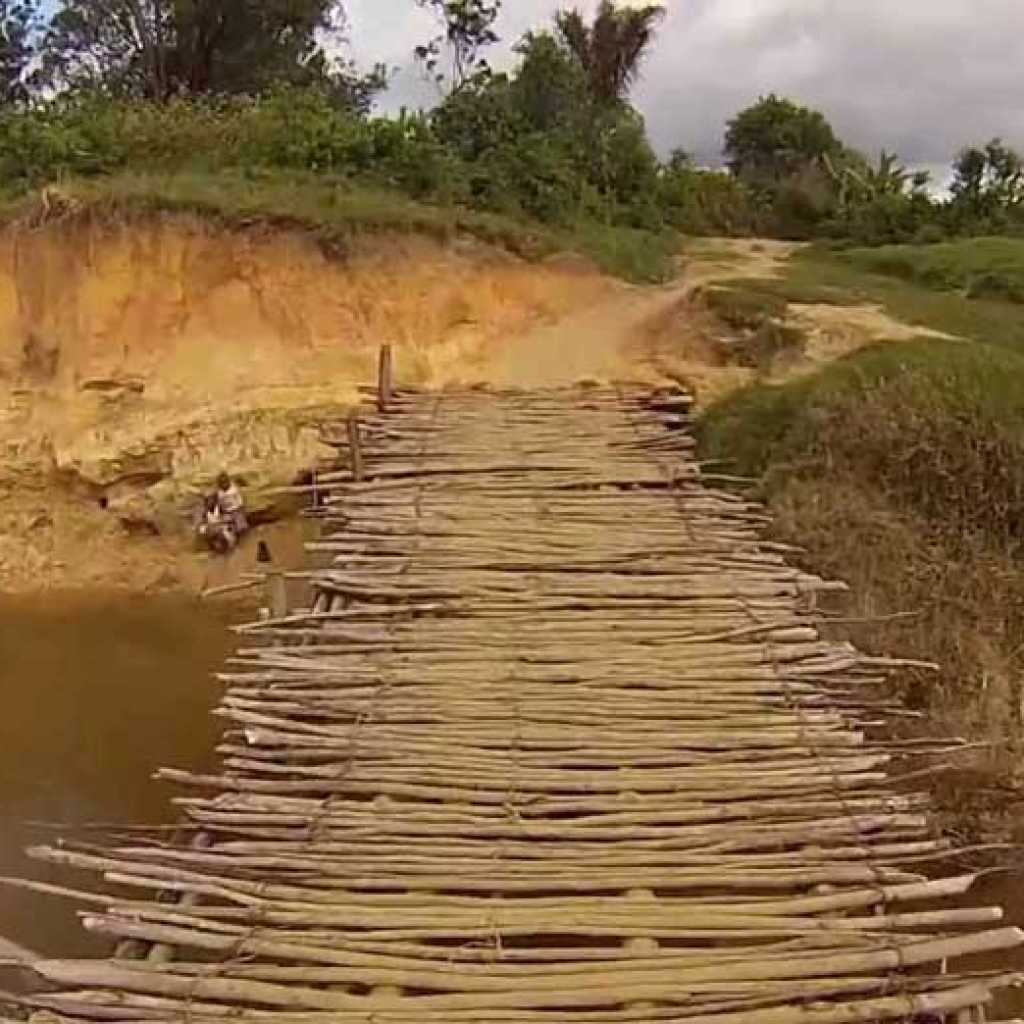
[
  {"x1": 197, "y1": 494, "x2": 236, "y2": 554},
  {"x1": 216, "y1": 472, "x2": 249, "y2": 539}
]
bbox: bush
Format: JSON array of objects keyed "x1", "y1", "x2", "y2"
[
  {"x1": 698, "y1": 338, "x2": 1024, "y2": 769},
  {"x1": 657, "y1": 165, "x2": 759, "y2": 235},
  {"x1": 699, "y1": 339, "x2": 1024, "y2": 547},
  {"x1": 913, "y1": 223, "x2": 947, "y2": 246}
]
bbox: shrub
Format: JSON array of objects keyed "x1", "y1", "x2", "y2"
[
  {"x1": 700, "y1": 339, "x2": 1024, "y2": 547},
  {"x1": 657, "y1": 165, "x2": 758, "y2": 236}
]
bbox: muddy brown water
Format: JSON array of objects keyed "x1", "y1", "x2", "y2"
[{"x1": 0, "y1": 592, "x2": 237, "y2": 961}]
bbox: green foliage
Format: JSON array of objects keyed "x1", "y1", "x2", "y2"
[
  {"x1": 697, "y1": 288, "x2": 1024, "y2": 751},
  {"x1": 820, "y1": 192, "x2": 939, "y2": 247},
  {"x1": 0, "y1": 0, "x2": 37, "y2": 103},
  {"x1": 586, "y1": 105, "x2": 660, "y2": 224},
  {"x1": 739, "y1": 241, "x2": 1024, "y2": 353},
  {"x1": 569, "y1": 217, "x2": 676, "y2": 282},
  {"x1": 699, "y1": 339, "x2": 1024, "y2": 548},
  {"x1": 509, "y1": 31, "x2": 588, "y2": 133},
  {"x1": 430, "y1": 30, "x2": 661, "y2": 229},
  {"x1": 431, "y1": 72, "x2": 521, "y2": 162},
  {"x1": 700, "y1": 286, "x2": 786, "y2": 330},
  {"x1": 40, "y1": 0, "x2": 371, "y2": 103},
  {"x1": 656, "y1": 160, "x2": 759, "y2": 236},
  {"x1": 839, "y1": 237, "x2": 1024, "y2": 305},
  {"x1": 414, "y1": 0, "x2": 501, "y2": 93},
  {"x1": 554, "y1": 1, "x2": 665, "y2": 106},
  {"x1": 725, "y1": 95, "x2": 841, "y2": 188},
  {"x1": 949, "y1": 139, "x2": 1024, "y2": 232}
]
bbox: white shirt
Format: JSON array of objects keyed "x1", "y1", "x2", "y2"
[{"x1": 218, "y1": 485, "x2": 244, "y2": 514}]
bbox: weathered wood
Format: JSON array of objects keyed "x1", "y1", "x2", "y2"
[
  {"x1": 346, "y1": 412, "x2": 364, "y2": 482},
  {"x1": 378, "y1": 344, "x2": 394, "y2": 412},
  {"x1": 12, "y1": 382, "x2": 1022, "y2": 1021}
]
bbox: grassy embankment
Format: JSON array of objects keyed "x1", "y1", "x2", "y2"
[
  {"x1": 1, "y1": 170, "x2": 679, "y2": 284},
  {"x1": 698, "y1": 238, "x2": 1024, "y2": 814}
]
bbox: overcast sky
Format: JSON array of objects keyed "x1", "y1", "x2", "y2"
[{"x1": 346, "y1": 0, "x2": 1024, "y2": 178}]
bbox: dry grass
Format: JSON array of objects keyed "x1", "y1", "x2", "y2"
[{"x1": 699, "y1": 339, "x2": 1024, "y2": 830}]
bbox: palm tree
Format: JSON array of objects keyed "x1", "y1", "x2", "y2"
[{"x1": 554, "y1": 1, "x2": 664, "y2": 106}]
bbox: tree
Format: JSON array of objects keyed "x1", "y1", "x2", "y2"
[
  {"x1": 414, "y1": 0, "x2": 501, "y2": 94},
  {"x1": 40, "y1": 0, "x2": 160, "y2": 98},
  {"x1": 0, "y1": 0, "x2": 39, "y2": 103},
  {"x1": 40, "y1": 0, "x2": 372, "y2": 103},
  {"x1": 554, "y1": 1, "x2": 664, "y2": 106},
  {"x1": 431, "y1": 32, "x2": 585, "y2": 183},
  {"x1": 509, "y1": 31, "x2": 586, "y2": 133},
  {"x1": 950, "y1": 138, "x2": 1024, "y2": 218},
  {"x1": 725, "y1": 95, "x2": 841, "y2": 188}
]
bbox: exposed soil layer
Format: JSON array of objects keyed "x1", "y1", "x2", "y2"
[{"x1": 0, "y1": 217, "x2": 613, "y2": 593}]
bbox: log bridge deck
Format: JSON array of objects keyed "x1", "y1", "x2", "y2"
[{"x1": 6, "y1": 372, "x2": 1023, "y2": 1022}]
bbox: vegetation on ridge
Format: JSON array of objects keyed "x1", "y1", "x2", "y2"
[{"x1": 0, "y1": 0, "x2": 1017, "y2": 270}]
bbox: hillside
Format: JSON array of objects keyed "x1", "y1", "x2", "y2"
[
  {"x1": 694, "y1": 237, "x2": 1024, "y2": 829},
  {"x1": 0, "y1": 191, "x2": 637, "y2": 593}
]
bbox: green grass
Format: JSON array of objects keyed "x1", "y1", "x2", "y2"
[
  {"x1": 0, "y1": 170, "x2": 678, "y2": 283},
  {"x1": 699, "y1": 339, "x2": 1024, "y2": 541},
  {"x1": 696, "y1": 239, "x2": 1024, "y2": 777},
  {"x1": 700, "y1": 286, "x2": 787, "y2": 331},
  {"x1": 841, "y1": 236, "x2": 1024, "y2": 302},
  {"x1": 698, "y1": 339, "x2": 1024, "y2": 767},
  {"x1": 726, "y1": 241, "x2": 1024, "y2": 353}
]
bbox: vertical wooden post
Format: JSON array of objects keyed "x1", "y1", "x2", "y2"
[
  {"x1": 267, "y1": 572, "x2": 289, "y2": 619},
  {"x1": 378, "y1": 344, "x2": 394, "y2": 413},
  {"x1": 347, "y1": 412, "x2": 364, "y2": 482}
]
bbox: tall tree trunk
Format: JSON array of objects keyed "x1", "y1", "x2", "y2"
[{"x1": 123, "y1": 0, "x2": 164, "y2": 98}]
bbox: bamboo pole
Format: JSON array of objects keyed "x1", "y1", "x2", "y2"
[{"x1": 9, "y1": 382, "x2": 1023, "y2": 1021}]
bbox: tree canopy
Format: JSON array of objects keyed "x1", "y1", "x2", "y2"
[
  {"x1": 554, "y1": 1, "x2": 664, "y2": 106},
  {"x1": 725, "y1": 95, "x2": 842, "y2": 187},
  {"x1": 0, "y1": 0, "x2": 38, "y2": 103},
  {"x1": 951, "y1": 139, "x2": 1024, "y2": 219},
  {"x1": 414, "y1": 0, "x2": 501, "y2": 94},
  {"x1": 39, "y1": 0, "x2": 374, "y2": 102},
  {"x1": 0, "y1": 0, "x2": 1020, "y2": 249}
]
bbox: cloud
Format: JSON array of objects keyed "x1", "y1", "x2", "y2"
[{"x1": 345, "y1": 0, "x2": 1024, "y2": 171}]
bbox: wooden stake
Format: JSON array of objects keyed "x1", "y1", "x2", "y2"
[
  {"x1": 378, "y1": 344, "x2": 394, "y2": 413},
  {"x1": 347, "y1": 413, "x2": 364, "y2": 483}
]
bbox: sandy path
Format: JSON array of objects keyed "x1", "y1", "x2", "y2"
[
  {"x1": 481, "y1": 240, "x2": 796, "y2": 389},
  {"x1": 483, "y1": 282, "x2": 687, "y2": 387},
  {"x1": 480, "y1": 238, "x2": 958, "y2": 399}
]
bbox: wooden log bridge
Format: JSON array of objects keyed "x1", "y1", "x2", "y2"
[{"x1": 4, "y1": 374, "x2": 1023, "y2": 1023}]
